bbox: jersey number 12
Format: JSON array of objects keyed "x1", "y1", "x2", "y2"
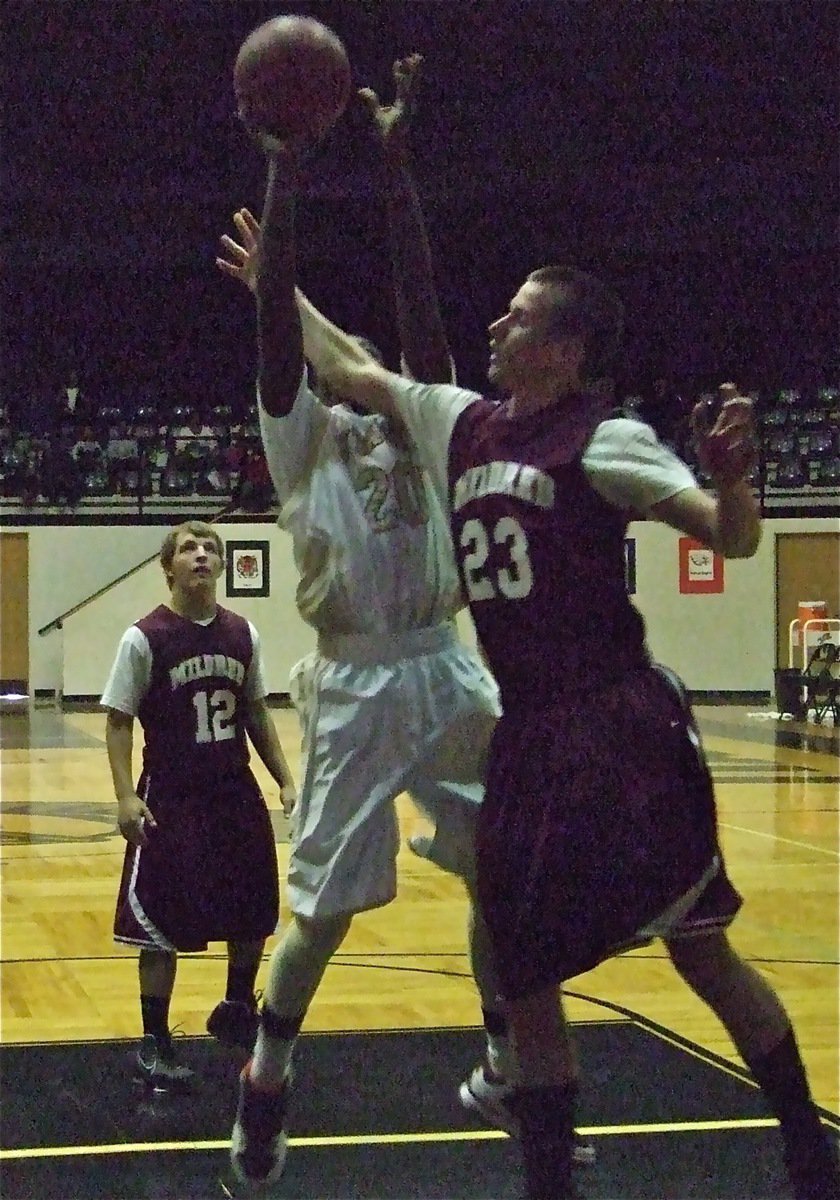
[{"x1": 192, "y1": 689, "x2": 236, "y2": 743}]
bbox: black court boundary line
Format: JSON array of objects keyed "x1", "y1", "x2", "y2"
[
  {"x1": 3, "y1": 950, "x2": 835, "y2": 969},
  {"x1": 562, "y1": 988, "x2": 840, "y2": 1129}
]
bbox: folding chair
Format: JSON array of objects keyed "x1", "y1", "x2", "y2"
[{"x1": 803, "y1": 641, "x2": 840, "y2": 725}]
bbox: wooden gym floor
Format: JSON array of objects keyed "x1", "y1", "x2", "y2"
[{"x1": 0, "y1": 701, "x2": 838, "y2": 1198}]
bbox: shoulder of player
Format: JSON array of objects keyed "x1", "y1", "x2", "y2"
[
  {"x1": 259, "y1": 372, "x2": 324, "y2": 424},
  {"x1": 587, "y1": 415, "x2": 662, "y2": 454},
  {"x1": 128, "y1": 610, "x2": 164, "y2": 640},
  {"x1": 595, "y1": 413, "x2": 657, "y2": 437},
  {"x1": 389, "y1": 372, "x2": 483, "y2": 409}
]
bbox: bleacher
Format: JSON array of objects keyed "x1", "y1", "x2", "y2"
[
  {"x1": 0, "y1": 401, "x2": 277, "y2": 520},
  {"x1": 0, "y1": 384, "x2": 838, "y2": 521},
  {"x1": 760, "y1": 387, "x2": 840, "y2": 511}
]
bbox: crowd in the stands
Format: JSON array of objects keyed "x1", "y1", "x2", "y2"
[
  {"x1": 1, "y1": 374, "x2": 838, "y2": 511},
  {"x1": 0, "y1": 375, "x2": 275, "y2": 511}
]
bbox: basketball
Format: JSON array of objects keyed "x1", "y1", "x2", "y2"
[{"x1": 234, "y1": 15, "x2": 352, "y2": 143}]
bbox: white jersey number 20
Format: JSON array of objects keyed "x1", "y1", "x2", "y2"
[{"x1": 460, "y1": 516, "x2": 533, "y2": 602}]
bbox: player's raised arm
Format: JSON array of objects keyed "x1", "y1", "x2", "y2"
[
  {"x1": 252, "y1": 147, "x2": 306, "y2": 417},
  {"x1": 293, "y1": 288, "x2": 400, "y2": 417},
  {"x1": 650, "y1": 384, "x2": 761, "y2": 558},
  {"x1": 359, "y1": 54, "x2": 452, "y2": 384},
  {"x1": 217, "y1": 209, "x2": 399, "y2": 426}
]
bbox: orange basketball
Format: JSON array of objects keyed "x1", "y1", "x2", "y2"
[{"x1": 234, "y1": 15, "x2": 352, "y2": 142}]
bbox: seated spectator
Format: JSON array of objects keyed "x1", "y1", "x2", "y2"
[
  {"x1": 96, "y1": 406, "x2": 122, "y2": 439},
  {"x1": 129, "y1": 406, "x2": 168, "y2": 495},
  {"x1": 71, "y1": 425, "x2": 105, "y2": 469},
  {"x1": 172, "y1": 411, "x2": 214, "y2": 453},
  {"x1": 2, "y1": 432, "x2": 42, "y2": 503},
  {"x1": 106, "y1": 421, "x2": 140, "y2": 495},
  {"x1": 234, "y1": 445, "x2": 275, "y2": 512},
  {"x1": 42, "y1": 424, "x2": 82, "y2": 507},
  {"x1": 171, "y1": 413, "x2": 224, "y2": 492},
  {"x1": 209, "y1": 404, "x2": 233, "y2": 437},
  {"x1": 132, "y1": 405, "x2": 160, "y2": 440}
]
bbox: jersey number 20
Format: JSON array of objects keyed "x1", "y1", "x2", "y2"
[
  {"x1": 460, "y1": 517, "x2": 533, "y2": 602},
  {"x1": 192, "y1": 689, "x2": 236, "y2": 743}
]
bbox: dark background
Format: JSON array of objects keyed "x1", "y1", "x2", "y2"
[{"x1": 2, "y1": 0, "x2": 837, "y2": 422}]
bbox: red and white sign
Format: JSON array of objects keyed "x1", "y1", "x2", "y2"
[{"x1": 679, "y1": 538, "x2": 724, "y2": 594}]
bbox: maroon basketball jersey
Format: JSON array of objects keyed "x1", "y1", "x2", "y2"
[
  {"x1": 448, "y1": 396, "x2": 649, "y2": 708},
  {"x1": 135, "y1": 605, "x2": 255, "y2": 787}
]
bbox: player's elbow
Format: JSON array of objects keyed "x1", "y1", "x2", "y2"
[{"x1": 720, "y1": 523, "x2": 762, "y2": 560}]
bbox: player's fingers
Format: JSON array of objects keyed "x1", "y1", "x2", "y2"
[
  {"x1": 239, "y1": 208, "x2": 261, "y2": 235},
  {"x1": 220, "y1": 234, "x2": 247, "y2": 261},
  {"x1": 123, "y1": 822, "x2": 147, "y2": 847},
  {"x1": 404, "y1": 53, "x2": 424, "y2": 82},
  {"x1": 216, "y1": 258, "x2": 242, "y2": 278},
  {"x1": 357, "y1": 87, "x2": 381, "y2": 113},
  {"x1": 395, "y1": 52, "x2": 422, "y2": 80},
  {"x1": 689, "y1": 398, "x2": 708, "y2": 433},
  {"x1": 396, "y1": 62, "x2": 421, "y2": 105},
  {"x1": 234, "y1": 214, "x2": 258, "y2": 252}
]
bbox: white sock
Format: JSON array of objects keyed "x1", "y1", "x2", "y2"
[{"x1": 250, "y1": 1028, "x2": 295, "y2": 1089}]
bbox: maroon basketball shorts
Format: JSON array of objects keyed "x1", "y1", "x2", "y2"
[
  {"x1": 114, "y1": 775, "x2": 280, "y2": 953},
  {"x1": 476, "y1": 664, "x2": 742, "y2": 1001}
]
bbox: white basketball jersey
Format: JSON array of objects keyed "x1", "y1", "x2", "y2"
[{"x1": 259, "y1": 374, "x2": 463, "y2": 635}]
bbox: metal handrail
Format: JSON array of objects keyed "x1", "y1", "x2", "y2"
[{"x1": 36, "y1": 501, "x2": 238, "y2": 636}]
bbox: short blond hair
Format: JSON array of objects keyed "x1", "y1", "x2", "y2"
[{"x1": 159, "y1": 521, "x2": 223, "y2": 576}]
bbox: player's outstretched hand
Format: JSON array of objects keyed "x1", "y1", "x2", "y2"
[
  {"x1": 216, "y1": 208, "x2": 261, "y2": 294},
  {"x1": 691, "y1": 383, "x2": 758, "y2": 486},
  {"x1": 118, "y1": 794, "x2": 157, "y2": 847},
  {"x1": 358, "y1": 52, "x2": 423, "y2": 147}
]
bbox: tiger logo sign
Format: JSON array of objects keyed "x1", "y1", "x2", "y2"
[{"x1": 236, "y1": 553, "x2": 259, "y2": 581}]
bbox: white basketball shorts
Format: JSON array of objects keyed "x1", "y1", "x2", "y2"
[{"x1": 286, "y1": 622, "x2": 500, "y2": 918}]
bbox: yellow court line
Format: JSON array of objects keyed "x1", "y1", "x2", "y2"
[
  {"x1": 719, "y1": 821, "x2": 840, "y2": 858},
  {"x1": 0, "y1": 1120, "x2": 788, "y2": 1161}
]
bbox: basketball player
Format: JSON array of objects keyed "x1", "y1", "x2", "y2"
[
  {"x1": 216, "y1": 56, "x2": 600, "y2": 1189},
  {"x1": 286, "y1": 263, "x2": 840, "y2": 1200},
  {"x1": 104, "y1": 520, "x2": 296, "y2": 1090}
]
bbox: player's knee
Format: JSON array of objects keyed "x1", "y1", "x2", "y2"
[
  {"x1": 139, "y1": 946, "x2": 176, "y2": 965},
  {"x1": 294, "y1": 911, "x2": 352, "y2": 957},
  {"x1": 666, "y1": 930, "x2": 737, "y2": 987},
  {"x1": 435, "y1": 825, "x2": 478, "y2": 881}
]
